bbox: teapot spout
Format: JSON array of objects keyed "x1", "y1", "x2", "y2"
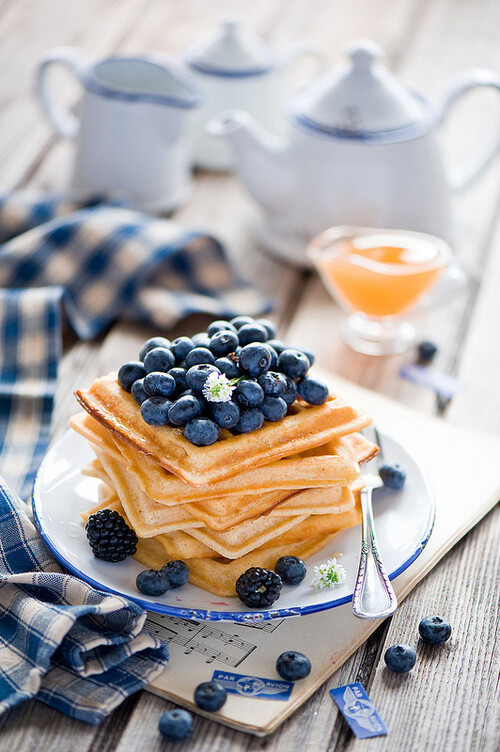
[{"x1": 206, "y1": 110, "x2": 294, "y2": 212}]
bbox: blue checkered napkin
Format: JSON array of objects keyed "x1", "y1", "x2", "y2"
[
  {"x1": 0, "y1": 191, "x2": 271, "y2": 339},
  {"x1": 0, "y1": 476, "x2": 169, "y2": 724},
  {"x1": 0, "y1": 287, "x2": 61, "y2": 499}
]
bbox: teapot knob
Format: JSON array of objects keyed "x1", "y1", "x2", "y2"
[
  {"x1": 343, "y1": 39, "x2": 383, "y2": 68},
  {"x1": 220, "y1": 13, "x2": 241, "y2": 35}
]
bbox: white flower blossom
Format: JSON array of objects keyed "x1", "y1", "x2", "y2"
[
  {"x1": 311, "y1": 558, "x2": 347, "y2": 590},
  {"x1": 202, "y1": 371, "x2": 236, "y2": 403}
]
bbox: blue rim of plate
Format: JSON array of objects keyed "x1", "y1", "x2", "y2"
[{"x1": 32, "y1": 432, "x2": 436, "y2": 622}]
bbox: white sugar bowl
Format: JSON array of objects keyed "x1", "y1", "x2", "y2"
[{"x1": 182, "y1": 16, "x2": 326, "y2": 171}]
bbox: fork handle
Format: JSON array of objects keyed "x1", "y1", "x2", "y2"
[{"x1": 352, "y1": 486, "x2": 398, "y2": 619}]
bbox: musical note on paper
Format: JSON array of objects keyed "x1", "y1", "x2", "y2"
[{"x1": 145, "y1": 614, "x2": 258, "y2": 668}]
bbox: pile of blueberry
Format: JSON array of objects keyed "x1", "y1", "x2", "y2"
[
  {"x1": 136, "y1": 560, "x2": 189, "y2": 595},
  {"x1": 117, "y1": 316, "x2": 329, "y2": 446},
  {"x1": 384, "y1": 615, "x2": 452, "y2": 673}
]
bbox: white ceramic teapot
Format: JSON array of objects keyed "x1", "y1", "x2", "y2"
[
  {"x1": 182, "y1": 15, "x2": 326, "y2": 171},
  {"x1": 208, "y1": 39, "x2": 500, "y2": 265}
]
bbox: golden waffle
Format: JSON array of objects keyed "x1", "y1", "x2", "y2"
[
  {"x1": 84, "y1": 452, "x2": 355, "y2": 533},
  {"x1": 97, "y1": 451, "x2": 204, "y2": 538},
  {"x1": 75, "y1": 373, "x2": 372, "y2": 485},
  {"x1": 81, "y1": 496, "x2": 361, "y2": 596},
  {"x1": 267, "y1": 485, "x2": 354, "y2": 516},
  {"x1": 71, "y1": 412, "x2": 376, "y2": 504}
]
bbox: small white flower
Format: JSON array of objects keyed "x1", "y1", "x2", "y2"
[
  {"x1": 202, "y1": 372, "x2": 236, "y2": 403},
  {"x1": 311, "y1": 558, "x2": 347, "y2": 590}
]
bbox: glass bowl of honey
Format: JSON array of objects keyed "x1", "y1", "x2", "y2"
[{"x1": 307, "y1": 226, "x2": 451, "y2": 355}]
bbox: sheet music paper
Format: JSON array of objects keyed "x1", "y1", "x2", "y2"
[{"x1": 146, "y1": 375, "x2": 500, "y2": 736}]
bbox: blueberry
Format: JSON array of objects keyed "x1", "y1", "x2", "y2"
[
  {"x1": 276, "y1": 651, "x2": 311, "y2": 681},
  {"x1": 118, "y1": 361, "x2": 146, "y2": 392},
  {"x1": 297, "y1": 376, "x2": 329, "y2": 405},
  {"x1": 143, "y1": 371, "x2": 176, "y2": 398},
  {"x1": 186, "y1": 364, "x2": 219, "y2": 393},
  {"x1": 275, "y1": 556, "x2": 306, "y2": 585},
  {"x1": 210, "y1": 400, "x2": 240, "y2": 429},
  {"x1": 184, "y1": 347, "x2": 216, "y2": 368},
  {"x1": 214, "y1": 356, "x2": 240, "y2": 379},
  {"x1": 239, "y1": 343, "x2": 272, "y2": 377},
  {"x1": 379, "y1": 464, "x2": 406, "y2": 489},
  {"x1": 267, "y1": 346, "x2": 279, "y2": 370},
  {"x1": 209, "y1": 330, "x2": 239, "y2": 357},
  {"x1": 158, "y1": 709, "x2": 193, "y2": 742},
  {"x1": 184, "y1": 417, "x2": 220, "y2": 446},
  {"x1": 169, "y1": 366, "x2": 188, "y2": 394},
  {"x1": 278, "y1": 349, "x2": 310, "y2": 379},
  {"x1": 139, "y1": 336, "x2": 170, "y2": 362},
  {"x1": 194, "y1": 681, "x2": 227, "y2": 712},
  {"x1": 292, "y1": 344, "x2": 315, "y2": 366},
  {"x1": 266, "y1": 339, "x2": 286, "y2": 355},
  {"x1": 261, "y1": 396, "x2": 287, "y2": 422},
  {"x1": 417, "y1": 340, "x2": 438, "y2": 365},
  {"x1": 255, "y1": 318, "x2": 277, "y2": 338},
  {"x1": 140, "y1": 397, "x2": 173, "y2": 426},
  {"x1": 384, "y1": 644, "x2": 416, "y2": 673},
  {"x1": 281, "y1": 375, "x2": 298, "y2": 405},
  {"x1": 207, "y1": 319, "x2": 237, "y2": 337},
  {"x1": 161, "y1": 560, "x2": 189, "y2": 589},
  {"x1": 168, "y1": 395, "x2": 203, "y2": 426},
  {"x1": 170, "y1": 336, "x2": 194, "y2": 363},
  {"x1": 192, "y1": 332, "x2": 211, "y2": 348},
  {"x1": 233, "y1": 408, "x2": 264, "y2": 433},
  {"x1": 258, "y1": 371, "x2": 287, "y2": 396},
  {"x1": 136, "y1": 569, "x2": 169, "y2": 596},
  {"x1": 235, "y1": 379, "x2": 264, "y2": 408},
  {"x1": 144, "y1": 346, "x2": 175, "y2": 374},
  {"x1": 230, "y1": 315, "x2": 255, "y2": 330},
  {"x1": 131, "y1": 378, "x2": 148, "y2": 405},
  {"x1": 237, "y1": 323, "x2": 269, "y2": 346},
  {"x1": 419, "y1": 615, "x2": 452, "y2": 644}
]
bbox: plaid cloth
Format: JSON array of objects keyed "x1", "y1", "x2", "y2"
[
  {"x1": 0, "y1": 476, "x2": 168, "y2": 724},
  {"x1": 0, "y1": 191, "x2": 270, "y2": 722}
]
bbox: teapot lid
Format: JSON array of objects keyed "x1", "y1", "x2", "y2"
[
  {"x1": 291, "y1": 39, "x2": 433, "y2": 140},
  {"x1": 183, "y1": 16, "x2": 277, "y2": 77}
]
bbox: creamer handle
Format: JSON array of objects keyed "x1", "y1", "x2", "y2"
[{"x1": 35, "y1": 47, "x2": 86, "y2": 138}]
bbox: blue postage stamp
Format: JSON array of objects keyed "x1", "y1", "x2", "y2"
[
  {"x1": 211, "y1": 671, "x2": 293, "y2": 700},
  {"x1": 330, "y1": 682, "x2": 388, "y2": 738}
]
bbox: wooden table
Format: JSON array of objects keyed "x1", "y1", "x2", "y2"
[{"x1": 0, "y1": 1, "x2": 498, "y2": 750}]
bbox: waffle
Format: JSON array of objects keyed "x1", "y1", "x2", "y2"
[
  {"x1": 84, "y1": 452, "x2": 355, "y2": 532},
  {"x1": 81, "y1": 492, "x2": 361, "y2": 596},
  {"x1": 72, "y1": 412, "x2": 372, "y2": 504},
  {"x1": 75, "y1": 373, "x2": 372, "y2": 485}
]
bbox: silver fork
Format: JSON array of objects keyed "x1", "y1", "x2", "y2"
[{"x1": 352, "y1": 426, "x2": 398, "y2": 619}]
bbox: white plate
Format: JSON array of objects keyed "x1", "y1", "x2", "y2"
[{"x1": 32, "y1": 430, "x2": 434, "y2": 622}]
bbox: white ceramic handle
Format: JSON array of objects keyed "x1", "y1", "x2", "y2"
[
  {"x1": 439, "y1": 68, "x2": 500, "y2": 192},
  {"x1": 282, "y1": 40, "x2": 328, "y2": 85},
  {"x1": 35, "y1": 46, "x2": 86, "y2": 138}
]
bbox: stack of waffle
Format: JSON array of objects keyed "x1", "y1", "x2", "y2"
[{"x1": 72, "y1": 373, "x2": 375, "y2": 596}]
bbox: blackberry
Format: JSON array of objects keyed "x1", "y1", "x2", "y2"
[
  {"x1": 236, "y1": 567, "x2": 282, "y2": 608},
  {"x1": 85, "y1": 509, "x2": 138, "y2": 562}
]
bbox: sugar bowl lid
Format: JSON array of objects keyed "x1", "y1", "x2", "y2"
[
  {"x1": 183, "y1": 16, "x2": 277, "y2": 77},
  {"x1": 291, "y1": 39, "x2": 433, "y2": 139}
]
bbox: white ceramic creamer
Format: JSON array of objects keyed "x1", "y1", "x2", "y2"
[{"x1": 36, "y1": 48, "x2": 203, "y2": 212}]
